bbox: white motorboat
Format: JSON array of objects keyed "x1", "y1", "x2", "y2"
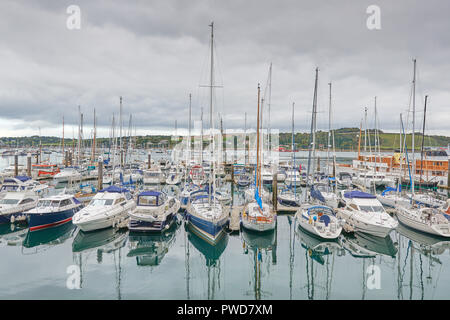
[
  {"x1": 129, "y1": 190, "x2": 180, "y2": 232},
  {"x1": 143, "y1": 167, "x2": 165, "y2": 186},
  {"x1": 73, "y1": 185, "x2": 135, "y2": 232},
  {"x1": 0, "y1": 191, "x2": 39, "y2": 224},
  {"x1": 337, "y1": 190, "x2": 398, "y2": 237},
  {"x1": 53, "y1": 167, "x2": 82, "y2": 183}
]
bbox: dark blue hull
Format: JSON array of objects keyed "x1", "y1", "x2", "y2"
[
  {"x1": 186, "y1": 212, "x2": 228, "y2": 243},
  {"x1": 28, "y1": 206, "x2": 81, "y2": 232},
  {"x1": 129, "y1": 213, "x2": 176, "y2": 232}
]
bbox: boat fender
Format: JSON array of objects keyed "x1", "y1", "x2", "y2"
[{"x1": 10, "y1": 216, "x2": 15, "y2": 223}]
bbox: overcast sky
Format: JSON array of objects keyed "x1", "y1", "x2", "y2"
[{"x1": 0, "y1": 0, "x2": 449, "y2": 138}]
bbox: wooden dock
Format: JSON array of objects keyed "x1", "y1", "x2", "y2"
[{"x1": 228, "y1": 205, "x2": 242, "y2": 232}]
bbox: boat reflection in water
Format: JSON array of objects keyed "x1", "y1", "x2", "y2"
[
  {"x1": 127, "y1": 222, "x2": 178, "y2": 266},
  {"x1": 241, "y1": 226, "x2": 277, "y2": 300},
  {"x1": 339, "y1": 232, "x2": 398, "y2": 258},
  {"x1": 185, "y1": 221, "x2": 228, "y2": 299},
  {"x1": 72, "y1": 227, "x2": 128, "y2": 298},
  {"x1": 295, "y1": 218, "x2": 344, "y2": 300},
  {"x1": 22, "y1": 222, "x2": 75, "y2": 252},
  {"x1": 0, "y1": 223, "x2": 28, "y2": 246},
  {"x1": 397, "y1": 223, "x2": 450, "y2": 256},
  {"x1": 396, "y1": 223, "x2": 450, "y2": 300},
  {"x1": 72, "y1": 228, "x2": 128, "y2": 257}
]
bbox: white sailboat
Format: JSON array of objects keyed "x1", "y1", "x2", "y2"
[{"x1": 241, "y1": 83, "x2": 276, "y2": 232}]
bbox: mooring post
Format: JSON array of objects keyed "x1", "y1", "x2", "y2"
[
  {"x1": 148, "y1": 152, "x2": 151, "y2": 169},
  {"x1": 98, "y1": 156, "x2": 103, "y2": 191},
  {"x1": 272, "y1": 172, "x2": 278, "y2": 212},
  {"x1": 27, "y1": 153, "x2": 31, "y2": 177},
  {"x1": 14, "y1": 153, "x2": 18, "y2": 177}
]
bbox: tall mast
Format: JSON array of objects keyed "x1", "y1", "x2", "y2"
[
  {"x1": 291, "y1": 102, "x2": 295, "y2": 164},
  {"x1": 411, "y1": 58, "x2": 417, "y2": 195},
  {"x1": 62, "y1": 115, "x2": 65, "y2": 165},
  {"x1": 256, "y1": 84, "x2": 261, "y2": 194},
  {"x1": 119, "y1": 96, "x2": 123, "y2": 167},
  {"x1": 92, "y1": 108, "x2": 96, "y2": 163},
  {"x1": 244, "y1": 112, "x2": 247, "y2": 167},
  {"x1": 268, "y1": 63, "x2": 272, "y2": 163},
  {"x1": 306, "y1": 68, "x2": 318, "y2": 189},
  {"x1": 327, "y1": 83, "x2": 331, "y2": 177},
  {"x1": 208, "y1": 21, "x2": 215, "y2": 205},
  {"x1": 419, "y1": 95, "x2": 428, "y2": 190},
  {"x1": 77, "y1": 106, "x2": 81, "y2": 166},
  {"x1": 189, "y1": 93, "x2": 192, "y2": 164}
]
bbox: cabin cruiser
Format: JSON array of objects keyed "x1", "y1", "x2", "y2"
[
  {"x1": 0, "y1": 165, "x2": 26, "y2": 179},
  {"x1": 0, "y1": 176, "x2": 48, "y2": 198},
  {"x1": 128, "y1": 190, "x2": 180, "y2": 232},
  {"x1": 295, "y1": 204, "x2": 343, "y2": 239},
  {"x1": 186, "y1": 191, "x2": 228, "y2": 244},
  {"x1": 353, "y1": 170, "x2": 395, "y2": 189},
  {"x1": 26, "y1": 194, "x2": 83, "y2": 231},
  {"x1": 143, "y1": 167, "x2": 165, "y2": 186},
  {"x1": 337, "y1": 190, "x2": 398, "y2": 237},
  {"x1": 395, "y1": 203, "x2": 450, "y2": 238},
  {"x1": 0, "y1": 191, "x2": 39, "y2": 224},
  {"x1": 73, "y1": 186, "x2": 135, "y2": 232},
  {"x1": 53, "y1": 167, "x2": 82, "y2": 183}
]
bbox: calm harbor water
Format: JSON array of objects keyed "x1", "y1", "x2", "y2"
[{"x1": 0, "y1": 151, "x2": 449, "y2": 300}]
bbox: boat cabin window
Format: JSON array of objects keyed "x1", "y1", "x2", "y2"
[
  {"x1": 138, "y1": 195, "x2": 158, "y2": 206},
  {"x1": 114, "y1": 197, "x2": 125, "y2": 205},
  {"x1": 1, "y1": 185, "x2": 19, "y2": 192},
  {"x1": 19, "y1": 198, "x2": 35, "y2": 205},
  {"x1": 37, "y1": 200, "x2": 61, "y2": 207},
  {"x1": 359, "y1": 205, "x2": 384, "y2": 212},
  {"x1": 90, "y1": 199, "x2": 114, "y2": 206},
  {"x1": 60, "y1": 199, "x2": 72, "y2": 207},
  {"x1": 0, "y1": 198, "x2": 20, "y2": 205}
]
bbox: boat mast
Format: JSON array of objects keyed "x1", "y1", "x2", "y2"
[
  {"x1": 208, "y1": 21, "x2": 215, "y2": 206},
  {"x1": 306, "y1": 68, "x2": 318, "y2": 193},
  {"x1": 189, "y1": 93, "x2": 192, "y2": 165},
  {"x1": 92, "y1": 108, "x2": 96, "y2": 163},
  {"x1": 62, "y1": 115, "x2": 65, "y2": 166},
  {"x1": 256, "y1": 84, "x2": 261, "y2": 196},
  {"x1": 268, "y1": 63, "x2": 272, "y2": 164},
  {"x1": 411, "y1": 59, "x2": 417, "y2": 196},
  {"x1": 419, "y1": 95, "x2": 428, "y2": 190},
  {"x1": 326, "y1": 83, "x2": 331, "y2": 177}
]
